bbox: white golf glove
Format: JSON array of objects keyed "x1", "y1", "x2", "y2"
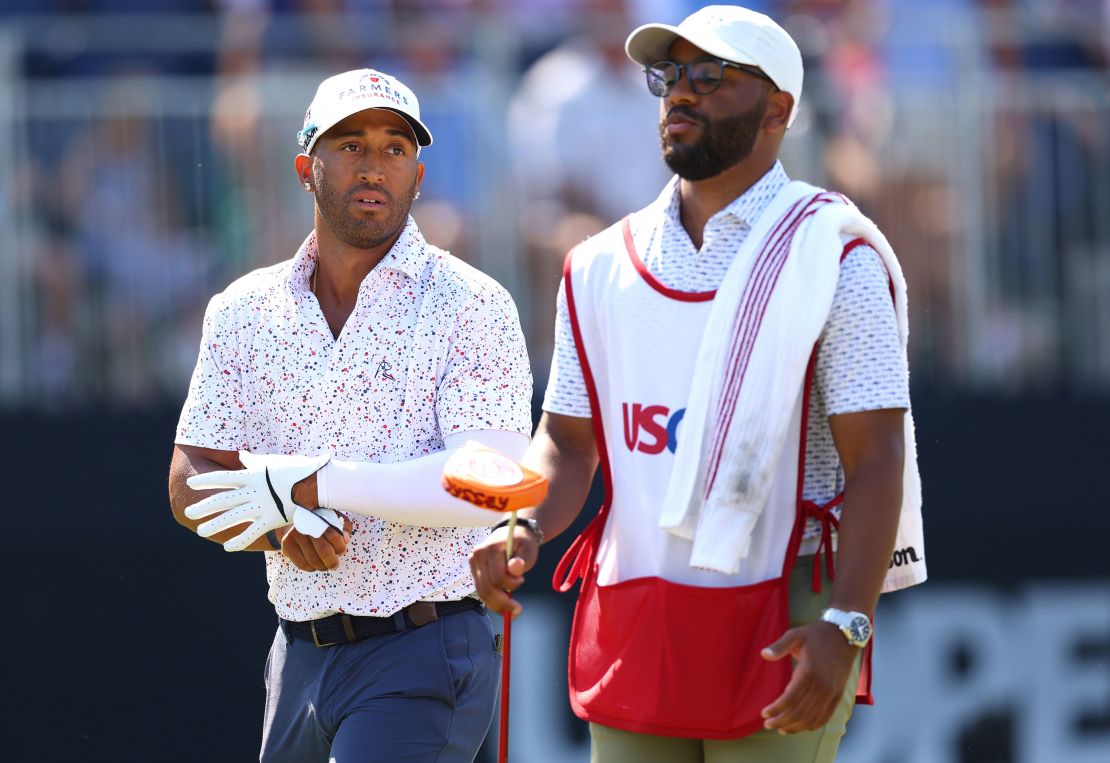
[{"x1": 185, "y1": 451, "x2": 343, "y2": 551}]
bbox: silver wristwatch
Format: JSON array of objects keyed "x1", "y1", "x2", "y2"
[
  {"x1": 820, "y1": 608, "x2": 872, "y2": 648},
  {"x1": 494, "y1": 516, "x2": 543, "y2": 545}
]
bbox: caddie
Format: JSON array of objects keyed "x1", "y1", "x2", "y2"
[
  {"x1": 468, "y1": 6, "x2": 927, "y2": 762},
  {"x1": 168, "y1": 68, "x2": 532, "y2": 763}
]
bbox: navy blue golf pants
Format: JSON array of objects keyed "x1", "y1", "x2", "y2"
[{"x1": 260, "y1": 607, "x2": 500, "y2": 763}]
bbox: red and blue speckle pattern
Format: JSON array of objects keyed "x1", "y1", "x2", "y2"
[{"x1": 177, "y1": 218, "x2": 532, "y2": 619}]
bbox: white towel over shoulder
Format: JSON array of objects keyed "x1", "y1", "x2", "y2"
[{"x1": 660, "y1": 181, "x2": 926, "y2": 593}]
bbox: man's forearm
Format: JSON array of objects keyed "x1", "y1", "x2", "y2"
[
  {"x1": 828, "y1": 438, "x2": 904, "y2": 617},
  {"x1": 169, "y1": 444, "x2": 278, "y2": 551},
  {"x1": 519, "y1": 413, "x2": 599, "y2": 542}
]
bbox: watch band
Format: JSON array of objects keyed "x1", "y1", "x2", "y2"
[
  {"x1": 820, "y1": 607, "x2": 872, "y2": 648},
  {"x1": 494, "y1": 516, "x2": 544, "y2": 545}
]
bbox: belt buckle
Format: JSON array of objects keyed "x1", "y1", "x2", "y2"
[
  {"x1": 310, "y1": 620, "x2": 339, "y2": 648},
  {"x1": 406, "y1": 601, "x2": 439, "y2": 628}
]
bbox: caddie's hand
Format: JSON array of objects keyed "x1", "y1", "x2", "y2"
[
  {"x1": 184, "y1": 451, "x2": 330, "y2": 552},
  {"x1": 759, "y1": 621, "x2": 858, "y2": 734},
  {"x1": 282, "y1": 513, "x2": 353, "y2": 572},
  {"x1": 468, "y1": 526, "x2": 540, "y2": 618}
]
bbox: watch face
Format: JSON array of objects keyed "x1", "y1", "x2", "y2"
[{"x1": 848, "y1": 615, "x2": 872, "y2": 644}]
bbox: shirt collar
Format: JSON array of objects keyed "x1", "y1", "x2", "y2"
[
  {"x1": 375, "y1": 216, "x2": 431, "y2": 282},
  {"x1": 658, "y1": 160, "x2": 791, "y2": 229},
  {"x1": 290, "y1": 231, "x2": 319, "y2": 295},
  {"x1": 288, "y1": 216, "x2": 430, "y2": 294}
]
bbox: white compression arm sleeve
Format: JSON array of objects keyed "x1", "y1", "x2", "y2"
[{"x1": 315, "y1": 430, "x2": 530, "y2": 528}]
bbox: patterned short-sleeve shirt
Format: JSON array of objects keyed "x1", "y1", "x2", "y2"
[
  {"x1": 176, "y1": 218, "x2": 533, "y2": 619},
  {"x1": 544, "y1": 164, "x2": 909, "y2": 553}
]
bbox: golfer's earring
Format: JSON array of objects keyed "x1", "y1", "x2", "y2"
[
  {"x1": 304, "y1": 182, "x2": 312, "y2": 191},
  {"x1": 413, "y1": 190, "x2": 421, "y2": 201}
]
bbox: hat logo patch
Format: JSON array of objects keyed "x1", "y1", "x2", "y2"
[{"x1": 704, "y1": 13, "x2": 727, "y2": 25}]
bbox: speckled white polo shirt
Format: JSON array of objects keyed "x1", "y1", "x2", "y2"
[{"x1": 176, "y1": 218, "x2": 533, "y2": 619}]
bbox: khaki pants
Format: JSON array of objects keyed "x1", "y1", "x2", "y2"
[{"x1": 589, "y1": 556, "x2": 861, "y2": 763}]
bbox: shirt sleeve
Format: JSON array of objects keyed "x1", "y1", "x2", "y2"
[
  {"x1": 174, "y1": 292, "x2": 249, "y2": 451},
  {"x1": 815, "y1": 242, "x2": 910, "y2": 416},
  {"x1": 541, "y1": 277, "x2": 592, "y2": 417},
  {"x1": 437, "y1": 285, "x2": 534, "y2": 436}
]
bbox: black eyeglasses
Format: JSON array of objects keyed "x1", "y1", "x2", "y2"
[{"x1": 644, "y1": 57, "x2": 774, "y2": 97}]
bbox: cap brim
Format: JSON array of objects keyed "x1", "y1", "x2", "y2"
[
  {"x1": 625, "y1": 23, "x2": 683, "y2": 65},
  {"x1": 376, "y1": 107, "x2": 433, "y2": 148},
  {"x1": 625, "y1": 22, "x2": 761, "y2": 69},
  {"x1": 305, "y1": 105, "x2": 434, "y2": 154}
]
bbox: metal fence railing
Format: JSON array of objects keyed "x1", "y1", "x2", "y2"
[
  {"x1": 1, "y1": 9, "x2": 1108, "y2": 408},
  {"x1": 4, "y1": 64, "x2": 522, "y2": 408}
]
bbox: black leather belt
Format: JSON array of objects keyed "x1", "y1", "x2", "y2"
[{"x1": 281, "y1": 598, "x2": 484, "y2": 647}]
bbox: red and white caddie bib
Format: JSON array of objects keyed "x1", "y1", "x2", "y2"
[{"x1": 554, "y1": 198, "x2": 836, "y2": 739}]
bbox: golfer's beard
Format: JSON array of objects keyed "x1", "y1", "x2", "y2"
[
  {"x1": 661, "y1": 102, "x2": 764, "y2": 181},
  {"x1": 315, "y1": 175, "x2": 417, "y2": 250}
]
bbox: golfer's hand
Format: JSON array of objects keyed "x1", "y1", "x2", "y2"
[
  {"x1": 281, "y1": 514, "x2": 353, "y2": 572},
  {"x1": 469, "y1": 526, "x2": 540, "y2": 618},
  {"x1": 185, "y1": 451, "x2": 330, "y2": 551},
  {"x1": 759, "y1": 621, "x2": 858, "y2": 734}
]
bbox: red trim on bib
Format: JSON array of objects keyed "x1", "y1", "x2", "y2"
[
  {"x1": 562, "y1": 246, "x2": 614, "y2": 501},
  {"x1": 857, "y1": 633, "x2": 875, "y2": 705},
  {"x1": 841, "y1": 237, "x2": 895, "y2": 301},
  {"x1": 622, "y1": 217, "x2": 715, "y2": 302},
  {"x1": 840, "y1": 236, "x2": 887, "y2": 706},
  {"x1": 553, "y1": 247, "x2": 614, "y2": 594},
  {"x1": 783, "y1": 345, "x2": 821, "y2": 578},
  {"x1": 840, "y1": 237, "x2": 868, "y2": 261}
]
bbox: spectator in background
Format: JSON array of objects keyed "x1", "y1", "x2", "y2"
[
  {"x1": 779, "y1": 0, "x2": 890, "y2": 209},
  {"x1": 385, "y1": 16, "x2": 494, "y2": 261},
  {"x1": 0, "y1": 131, "x2": 85, "y2": 409},
  {"x1": 509, "y1": 0, "x2": 669, "y2": 225},
  {"x1": 507, "y1": 0, "x2": 671, "y2": 376},
  {"x1": 979, "y1": 0, "x2": 1109, "y2": 386},
  {"x1": 870, "y1": 0, "x2": 978, "y2": 382},
  {"x1": 29, "y1": 219, "x2": 82, "y2": 409},
  {"x1": 22, "y1": 0, "x2": 221, "y2": 77},
  {"x1": 782, "y1": 0, "x2": 970, "y2": 382},
  {"x1": 58, "y1": 78, "x2": 213, "y2": 405}
]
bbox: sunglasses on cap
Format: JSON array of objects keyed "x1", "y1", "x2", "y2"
[{"x1": 644, "y1": 56, "x2": 775, "y2": 98}]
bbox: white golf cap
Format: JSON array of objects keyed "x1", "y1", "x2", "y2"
[
  {"x1": 296, "y1": 68, "x2": 433, "y2": 154},
  {"x1": 625, "y1": 5, "x2": 803, "y2": 126}
]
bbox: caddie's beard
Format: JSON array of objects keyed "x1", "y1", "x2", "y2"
[
  {"x1": 660, "y1": 93, "x2": 767, "y2": 181},
  {"x1": 314, "y1": 169, "x2": 417, "y2": 250}
]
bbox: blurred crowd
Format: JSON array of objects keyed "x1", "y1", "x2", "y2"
[{"x1": 0, "y1": 0, "x2": 1107, "y2": 409}]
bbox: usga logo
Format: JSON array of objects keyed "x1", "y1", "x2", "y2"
[{"x1": 622, "y1": 403, "x2": 685, "y2": 455}]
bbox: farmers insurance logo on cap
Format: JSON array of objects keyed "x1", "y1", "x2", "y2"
[{"x1": 297, "y1": 68, "x2": 434, "y2": 154}]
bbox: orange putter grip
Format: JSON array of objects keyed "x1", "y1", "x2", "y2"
[{"x1": 442, "y1": 443, "x2": 548, "y2": 512}]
